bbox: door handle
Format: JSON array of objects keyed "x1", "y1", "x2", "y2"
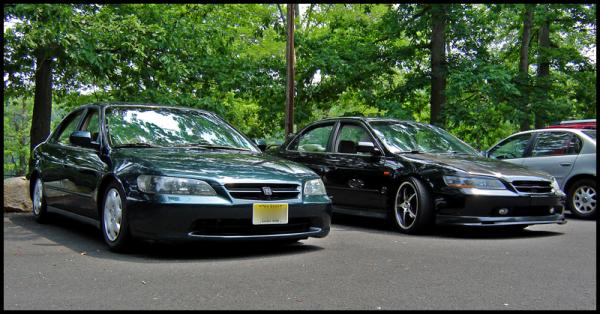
[{"x1": 559, "y1": 162, "x2": 572, "y2": 167}]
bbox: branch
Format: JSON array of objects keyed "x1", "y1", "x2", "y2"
[
  {"x1": 303, "y1": 3, "x2": 314, "y2": 32},
  {"x1": 276, "y1": 4, "x2": 286, "y2": 25}
]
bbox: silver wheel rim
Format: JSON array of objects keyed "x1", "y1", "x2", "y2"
[
  {"x1": 103, "y1": 188, "x2": 123, "y2": 242},
  {"x1": 395, "y1": 182, "x2": 418, "y2": 229},
  {"x1": 573, "y1": 185, "x2": 596, "y2": 215},
  {"x1": 33, "y1": 179, "x2": 43, "y2": 216}
]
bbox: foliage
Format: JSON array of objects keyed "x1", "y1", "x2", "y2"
[{"x1": 3, "y1": 4, "x2": 596, "y2": 173}]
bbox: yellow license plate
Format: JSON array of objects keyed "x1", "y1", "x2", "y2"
[{"x1": 252, "y1": 203, "x2": 289, "y2": 225}]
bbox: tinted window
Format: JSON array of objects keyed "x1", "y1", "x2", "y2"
[
  {"x1": 105, "y1": 107, "x2": 257, "y2": 151},
  {"x1": 81, "y1": 109, "x2": 100, "y2": 143},
  {"x1": 56, "y1": 111, "x2": 85, "y2": 145},
  {"x1": 289, "y1": 124, "x2": 333, "y2": 152},
  {"x1": 489, "y1": 133, "x2": 531, "y2": 159},
  {"x1": 336, "y1": 124, "x2": 374, "y2": 155},
  {"x1": 531, "y1": 132, "x2": 579, "y2": 157}
]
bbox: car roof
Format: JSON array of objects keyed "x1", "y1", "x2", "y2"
[
  {"x1": 313, "y1": 116, "x2": 428, "y2": 125},
  {"x1": 512, "y1": 128, "x2": 595, "y2": 136},
  {"x1": 73, "y1": 102, "x2": 213, "y2": 115}
]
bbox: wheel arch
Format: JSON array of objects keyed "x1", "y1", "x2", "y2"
[
  {"x1": 388, "y1": 172, "x2": 436, "y2": 206},
  {"x1": 564, "y1": 174, "x2": 596, "y2": 194},
  {"x1": 96, "y1": 174, "x2": 125, "y2": 217}
]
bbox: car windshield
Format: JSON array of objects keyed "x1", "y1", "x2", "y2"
[
  {"x1": 582, "y1": 130, "x2": 596, "y2": 140},
  {"x1": 105, "y1": 106, "x2": 257, "y2": 151},
  {"x1": 369, "y1": 121, "x2": 479, "y2": 155}
]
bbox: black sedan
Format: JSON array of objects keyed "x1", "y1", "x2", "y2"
[
  {"x1": 30, "y1": 103, "x2": 331, "y2": 251},
  {"x1": 272, "y1": 117, "x2": 567, "y2": 234}
]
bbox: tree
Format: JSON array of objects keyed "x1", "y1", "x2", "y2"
[
  {"x1": 517, "y1": 5, "x2": 535, "y2": 131},
  {"x1": 430, "y1": 4, "x2": 448, "y2": 126},
  {"x1": 4, "y1": 4, "x2": 98, "y2": 175}
]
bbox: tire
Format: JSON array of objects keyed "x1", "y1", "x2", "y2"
[
  {"x1": 391, "y1": 177, "x2": 435, "y2": 234},
  {"x1": 567, "y1": 179, "x2": 596, "y2": 219},
  {"x1": 31, "y1": 177, "x2": 50, "y2": 223},
  {"x1": 101, "y1": 182, "x2": 132, "y2": 251}
]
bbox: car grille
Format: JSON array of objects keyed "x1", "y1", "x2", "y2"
[
  {"x1": 510, "y1": 180, "x2": 552, "y2": 194},
  {"x1": 224, "y1": 183, "x2": 301, "y2": 201},
  {"x1": 190, "y1": 218, "x2": 312, "y2": 236}
]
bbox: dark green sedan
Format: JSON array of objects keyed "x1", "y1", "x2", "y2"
[{"x1": 30, "y1": 103, "x2": 331, "y2": 251}]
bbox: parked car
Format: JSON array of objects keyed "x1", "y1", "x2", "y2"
[
  {"x1": 487, "y1": 128, "x2": 596, "y2": 219},
  {"x1": 30, "y1": 103, "x2": 331, "y2": 251},
  {"x1": 271, "y1": 117, "x2": 566, "y2": 234},
  {"x1": 546, "y1": 119, "x2": 596, "y2": 130}
]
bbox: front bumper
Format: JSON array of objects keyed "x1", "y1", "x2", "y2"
[
  {"x1": 434, "y1": 188, "x2": 566, "y2": 226},
  {"x1": 436, "y1": 214, "x2": 566, "y2": 226},
  {"x1": 125, "y1": 194, "x2": 331, "y2": 242}
]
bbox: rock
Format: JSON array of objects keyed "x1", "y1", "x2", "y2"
[{"x1": 3, "y1": 177, "x2": 32, "y2": 212}]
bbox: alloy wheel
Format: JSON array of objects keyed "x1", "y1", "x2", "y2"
[
  {"x1": 395, "y1": 181, "x2": 419, "y2": 229},
  {"x1": 573, "y1": 185, "x2": 596, "y2": 215},
  {"x1": 103, "y1": 188, "x2": 123, "y2": 242},
  {"x1": 32, "y1": 179, "x2": 43, "y2": 216}
]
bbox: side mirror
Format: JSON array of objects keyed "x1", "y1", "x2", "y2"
[
  {"x1": 356, "y1": 141, "x2": 381, "y2": 156},
  {"x1": 69, "y1": 131, "x2": 98, "y2": 149},
  {"x1": 254, "y1": 138, "x2": 267, "y2": 151}
]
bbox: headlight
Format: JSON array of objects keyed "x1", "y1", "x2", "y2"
[
  {"x1": 550, "y1": 177, "x2": 562, "y2": 193},
  {"x1": 304, "y1": 178, "x2": 327, "y2": 196},
  {"x1": 443, "y1": 175, "x2": 506, "y2": 190},
  {"x1": 137, "y1": 175, "x2": 217, "y2": 196}
]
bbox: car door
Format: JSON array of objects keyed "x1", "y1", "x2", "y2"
[
  {"x1": 40, "y1": 109, "x2": 86, "y2": 211},
  {"x1": 278, "y1": 122, "x2": 336, "y2": 178},
  {"x1": 521, "y1": 131, "x2": 579, "y2": 187},
  {"x1": 60, "y1": 107, "x2": 108, "y2": 219},
  {"x1": 487, "y1": 132, "x2": 534, "y2": 166},
  {"x1": 323, "y1": 122, "x2": 388, "y2": 210}
]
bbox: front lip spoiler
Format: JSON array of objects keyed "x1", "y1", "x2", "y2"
[
  {"x1": 187, "y1": 227, "x2": 324, "y2": 240},
  {"x1": 436, "y1": 215, "x2": 567, "y2": 226}
]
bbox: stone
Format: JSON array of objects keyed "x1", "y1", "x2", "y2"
[{"x1": 3, "y1": 177, "x2": 31, "y2": 212}]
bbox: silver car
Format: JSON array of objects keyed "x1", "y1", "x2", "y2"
[{"x1": 487, "y1": 128, "x2": 596, "y2": 219}]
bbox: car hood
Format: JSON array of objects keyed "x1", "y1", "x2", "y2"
[
  {"x1": 112, "y1": 148, "x2": 317, "y2": 184},
  {"x1": 398, "y1": 152, "x2": 554, "y2": 181}
]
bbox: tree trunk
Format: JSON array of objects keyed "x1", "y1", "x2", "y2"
[
  {"x1": 535, "y1": 19, "x2": 551, "y2": 129},
  {"x1": 18, "y1": 98, "x2": 28, "y2": 176},
  {"x1": 28, "y1": 51, "x2": 53, "y2": 177},
  {"x1": 285, "y1": 3, "x2": 296, "y2": 136},
  {"x1": 518, "y1": 5, "x2": 534, "y2": 131},
  {"x1": 430, "y1": 4, "x2": 447, "y2": 127}
]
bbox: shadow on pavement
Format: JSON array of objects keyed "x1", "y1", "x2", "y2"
[
  {"x1": 331, "y1": 213, "x2": 565, "y2": 240},
  {"x1": 5, "y1": 212, "x2": 323, "y2": 262}
]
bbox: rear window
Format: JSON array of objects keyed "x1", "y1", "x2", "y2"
[{"x1": 583, "y1": 130, "x2": 596, "y2": 140}]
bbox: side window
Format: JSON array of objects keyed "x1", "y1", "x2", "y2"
[
  {"x1": 289, "y1": 124, "x2": 334, "y2": 152},
  {"x1": 81, "y1": 109, "x2": 100, "y2": 143},
  {"x1": 55, "y1": 111, "x2": 85, "y2": 145},
  {"x1": 566, "y1": 135, "x2": 583, "y2": 155},
  {"x1": 531, "y1": 132, "x2": 577, "y2": 157},
  {"x1": 335, "y1": 124, "x2": 375, "y2": 155},
  {"x1": 489, "y1": 133, "x2": 531, "y2": 160}
]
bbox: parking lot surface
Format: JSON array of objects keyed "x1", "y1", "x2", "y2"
[{"x1": 3, "y1": 212, "x2": 596, "y2": 310}]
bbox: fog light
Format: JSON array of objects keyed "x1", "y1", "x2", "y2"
[
  {"x1": 498, "y1": 208, "x2": 509, "y2": 215},
  {"x1": 549, "y1": 207, "x2": 555, "y2": 214}
]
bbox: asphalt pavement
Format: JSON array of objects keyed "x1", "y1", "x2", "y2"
[{"x1": 3, "y1": 212, "x2": 596, "y2": 310}]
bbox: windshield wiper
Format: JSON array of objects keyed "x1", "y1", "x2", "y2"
[
  {"x1": 396, "y1": 150, "x2": 423, "y2": 154},
  {"x1": 175, "y1": 143, "x2": 251, "y2": 151},
  {"x1": 113, "y1": 143, "x2": 162, "y2": 148},
  {"x1": 442, "y1": 151, "x2": 473, "y2": 156}
]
